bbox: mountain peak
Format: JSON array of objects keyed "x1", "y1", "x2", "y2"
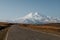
[
  {"x1": 24, "y1": 12, "x2": 33, "y2": 18},
  {"x1": 27, "y1": 12, "x2": 39, "y2": 15},
  {"x1": 34, "y1": 12, "x2": 39, "y2": 15},
  {"x1": 24, "y1": 12, "x2": 40, "y2": 19},
  {"x1": 27, "y1": 12, "x2": 39, "y2": 16},
  {"x1": 14, "y1": 12, "x2": 60, "y2": 24}
]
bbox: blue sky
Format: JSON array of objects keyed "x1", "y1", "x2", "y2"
[{"x1": 0, "y1": 0, "x2": 60, "y2": 20}]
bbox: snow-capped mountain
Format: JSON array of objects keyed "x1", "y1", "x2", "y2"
[{"x1": 14, "y1": 12, "x2": 60, "y2": 24}]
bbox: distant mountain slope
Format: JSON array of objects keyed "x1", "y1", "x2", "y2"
[
  {"x1": 0, "y1": 12, "x2": 60, "y2": 24},
  {"x1": 14, "y1": 12, "x2": 60, "y2": 24}
]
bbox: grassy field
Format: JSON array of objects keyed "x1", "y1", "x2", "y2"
[
  {"x1": 18, "y1": 23, "x2": 60, "y2": 35},
  {"x1": 0, "y1": 22, "x2": 60, "y2": 40},
  {"x1": 0, "y1": 28, "x2": 9, "y2": 40},
  {"x1": 0, "y1": 22, "x2": 13, "y2": 40}
]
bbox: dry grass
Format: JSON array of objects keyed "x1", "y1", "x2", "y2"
[
  {"x1": 0, "y1": 22, "x2": 13, "y2": 40},
  {"x1": 0, "y1": 22, "x2": 60, "y2": 40},
  {"x1": 0, "y1": 22, "x2": 60, "y2": 34},
  {"x1": 18, "y1": 23, "x2": 60, "y2": 35},
  {"x1": 0, "y1": 28, "x2": 9, "y2": 40}
]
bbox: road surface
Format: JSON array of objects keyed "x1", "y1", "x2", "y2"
[{"x1": 5, "y1": 25, "x2": 60, "y2": 40}]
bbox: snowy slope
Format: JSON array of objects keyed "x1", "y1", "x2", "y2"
[{"x1": 14, "y1": 12, "x2": 60, "y2": 24}]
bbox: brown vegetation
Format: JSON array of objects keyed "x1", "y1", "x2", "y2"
[
  {"x1": 0, "y1": 27, "x2": 9, "y2": 40},
  {"x1": 18, "y1": 23, "x2": 60, "y2": 34},
  {"x1": 0, "y1": 22, "x2": 60, "y2": 40},
  {"x1": 0, "y1": 22, "x2": 60, "y2": 36}
]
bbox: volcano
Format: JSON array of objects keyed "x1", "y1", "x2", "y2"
[{"x1": 13, "y1": 12, "x2": 60, "y2": 24}]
